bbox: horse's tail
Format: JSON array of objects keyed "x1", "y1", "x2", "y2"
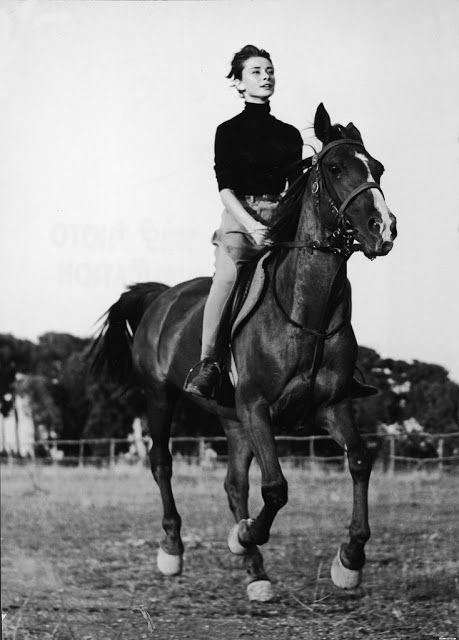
[{"x1": 89, "y1": 282, "x2": 169, "y2": 386}]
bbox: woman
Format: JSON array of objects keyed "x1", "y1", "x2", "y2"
[{"x1": 184, "y1": 44, "x2": 303, "y2": 398}]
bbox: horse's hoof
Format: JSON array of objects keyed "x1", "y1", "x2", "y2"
[
  {"x1": 157, "y1": 547, "x2": 183, "y2": 576},
  {"x1": 227, "y1": 521, "x2": 249, "y2": 555},
  {"x1": 330, "y1": 548, "x2": 362, "y2": 589},
  {"x1": 247, "y1": 579, "x2": 274, "y2": 602}
]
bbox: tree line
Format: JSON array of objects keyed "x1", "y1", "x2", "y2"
[{"x1": 0, "y1": 332, "x2": 458, "y2": 457}]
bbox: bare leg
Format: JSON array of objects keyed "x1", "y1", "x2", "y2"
[
  {"x1": 316, "y1": 400, "x2": 372, "y2": 587},
  {"x1": 201, "y1": 244, "x2": 237, "y2": 359},
  {"x1": 222, "y1": 417, "x2": 270, "y2": 587},
  {"x1": 146, "y1": 388, "x2": 183, "y2": 575}
]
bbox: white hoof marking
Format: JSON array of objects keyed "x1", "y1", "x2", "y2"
[
  {"x1": 330, "y1": 548, "x2": 362, "y2": 589},
  {"x1": 157, "y1": 547, "x2": 183, "y2": 576},
  {"x1": 247, "y1": 580, "x2": 274, "y2": 602},
  {"x1": 227, "y1": 522, "x2": 248, "y2": 555}
]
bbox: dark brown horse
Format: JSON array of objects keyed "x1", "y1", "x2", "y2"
[{"x1": 91, "y1": 104, "x2": 397, "y2": 602}]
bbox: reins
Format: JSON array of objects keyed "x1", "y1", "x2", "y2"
[{"x1": 271, "y1": 249, "x2": 351, "y2": 337}]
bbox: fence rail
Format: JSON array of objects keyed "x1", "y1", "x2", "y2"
[{"x1": 1, "y1": 432, "x2": 458, "y2": 472}]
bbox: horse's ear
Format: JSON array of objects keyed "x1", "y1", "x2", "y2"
[
  {"x1": 314, "y1": 103, "x2": 332, "y2": 143},
  {"x1": 346, "y1": 122, "x2": 363, "y2": 143}
]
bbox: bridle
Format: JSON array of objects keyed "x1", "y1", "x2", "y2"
[
  {"x1": 270, "y1": 137, "x2": 386, "y2": 335},
  {"x1": 275, "y1": 137, "x2": 385, "y2": 259}
]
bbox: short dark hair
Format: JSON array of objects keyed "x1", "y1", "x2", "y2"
[{"x1": 226, "y1": 45, "x2": 272, "y2": 81}]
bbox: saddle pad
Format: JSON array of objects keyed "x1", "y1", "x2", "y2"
[{"x1": 230, "y1": 251, "x2": 271, "y2": 341}]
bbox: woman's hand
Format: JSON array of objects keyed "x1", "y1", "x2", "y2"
[
  {"x1": 219, "y1": 189, "x2": 272, "y2": 245},
  {"x1": 219, "y1": 189, "x2": 264, "y2": 233},
  {"x1": 250, "y1": 224, "x2": 269, "y2": 245}
]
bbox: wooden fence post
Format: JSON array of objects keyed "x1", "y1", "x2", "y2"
[
  {"x1": 198, "y1": 438, "x2": 205, "y2": 465},
  {"x1": 437, "y1": 437, "x2": 444, "y2": 472},
  {"x1": 78, "y1": 440, "x2": 84, "y2": 467},
  {"x1": 388, "y1": 436, "x2": 395, "y2": 475},
  {"x1": 309, "y1": 437, "x2": 315, "y2": 470},
  {"x1": 109, "y1": 439, "x2": 115, "y2": 468}
]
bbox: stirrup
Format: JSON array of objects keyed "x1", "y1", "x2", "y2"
[
  {"x1": 183, "y1": 358, "x2": 221, "y2": 388},
  {"x1": 183, "y1": 358, "x2": 222, "y2": 399}
]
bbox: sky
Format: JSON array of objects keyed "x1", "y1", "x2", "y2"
[{"x1": 1, "y1": 0, "x2": 458, "y2": 381}]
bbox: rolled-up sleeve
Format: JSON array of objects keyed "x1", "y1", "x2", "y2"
[{"x1": 214, "y1": 123, "x2": 234, "y2": 191}]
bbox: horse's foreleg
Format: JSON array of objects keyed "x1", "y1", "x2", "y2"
[
  {"x1": 344, "y1": 441, "x2": 372, "y2": 567},
  {"x1": 223, "y1": 418, "x2": 252, "y2": 523},
  {"x1": 146, "y1": 389, "x2": 184, "y2": 576},
  {"x1": 236, "y1": 397, "x2": 288, "y2": 549},
  {"x1": 316, "y1": 401, "x2": 372, "y2": 589},
  {"x1": 221, "y1": 418, "x2": 271, "y2": 600},
  {"x1": 221, "y1": 419, "x2": 271, "y2": 599}
]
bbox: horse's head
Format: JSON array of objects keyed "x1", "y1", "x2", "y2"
[{"x1": 313, "y1": 103, "x2": 397, "y2": 259}]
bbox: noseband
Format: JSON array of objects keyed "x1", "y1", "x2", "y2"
[{"x1": 277, "y1": 138, "x2": 385, "y2": 259}]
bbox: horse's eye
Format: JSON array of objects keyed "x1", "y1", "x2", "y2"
[{"x1": 329, "y1": 165, "x2": 341, "y2": 175}]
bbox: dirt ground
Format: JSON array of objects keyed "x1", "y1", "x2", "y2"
[{"x1": 1, "y1": 463, "x2": 458, "y2": 639}]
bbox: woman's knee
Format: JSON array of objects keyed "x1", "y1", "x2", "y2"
[{"x1": 213, "y1": 246, "x2": 238, "y2": 287}]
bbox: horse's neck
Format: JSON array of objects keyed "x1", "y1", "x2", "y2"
[
  {"x1": 296, "y1": 186, "x2": 329, "y2": 244},
  {"x1": 281, "y1": 193, "x2": 346, "y2": 329}
]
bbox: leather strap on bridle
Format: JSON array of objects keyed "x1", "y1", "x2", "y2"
[
  {"x1": 336, "y1": 181, "x2": 383, "y2": 218},
  {"x1": 284, "y1": 137, "x2": 366, "y2": 175},
  {"x1": 271, "y1": 249, "x2": 352, "y2": 337}
]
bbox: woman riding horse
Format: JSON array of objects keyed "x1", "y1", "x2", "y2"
[
  {"x1": 91, "y1": 46, "x2": 396, "y2": 602},
  {"x1": 184, "y1": 44, "x2": 374, "y2": 400},
  {"x1": 184, "y1": 44, "x2": 302, "y2": 397}
]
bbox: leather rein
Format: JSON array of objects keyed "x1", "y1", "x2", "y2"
[{"x1": 270, "y1": 138, "x2": 385, "y2": 336}]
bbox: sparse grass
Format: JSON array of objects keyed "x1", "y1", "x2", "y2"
[{"x1": 2, "y1": 463, "x2": 458, "y2": 639}]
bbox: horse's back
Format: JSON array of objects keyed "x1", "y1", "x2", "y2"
[{"x1": 132, "y1": 277, "x2": 211, "y2": 387}]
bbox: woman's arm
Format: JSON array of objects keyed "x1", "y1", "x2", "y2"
[
  {"x1": 215, "y1": 123, "x2": 267, "y2": 244},
  {"x1": 219, "y1": 188, "x2": 268, "y2": 244}
]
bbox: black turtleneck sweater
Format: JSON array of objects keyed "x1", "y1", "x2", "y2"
[{"x1": 214, "y1": 101, "x2": 303, "y2": 196}]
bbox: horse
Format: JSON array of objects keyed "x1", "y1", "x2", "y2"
[{"x1": 91, "y1": 103, "x2": 397, "y2": 603}]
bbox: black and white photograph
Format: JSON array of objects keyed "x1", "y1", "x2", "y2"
[{"x1": 1, "y1": 0, "x2": 458, "y2": 638}]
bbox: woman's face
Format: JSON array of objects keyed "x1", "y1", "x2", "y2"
[{"x1": 235, "y1": 56, "x2": 275, "y2": 103}]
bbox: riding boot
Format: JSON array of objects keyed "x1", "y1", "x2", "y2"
[
  {"x1": 184, "y1": 243, "x2": 239, "y2": 399},
  {"x1": 184, "y1": 296, "x2": 235, "y2": 400},
  {"x1": 183, "y1": 358, "x2": 222, "y2": 399}
]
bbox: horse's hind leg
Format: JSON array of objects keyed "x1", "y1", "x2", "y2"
[
  {"x1": 222, "y1": 418, "x2": 273, "y2": 602},
  {"x1": 317, "y1": 401, "x2": 372, "y2": 589},
  {"x1": 146, "y1": 388, "x2": 184, "y2": 576}
]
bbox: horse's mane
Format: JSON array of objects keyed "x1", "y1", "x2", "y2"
[
  {"x1": 266, "y1": 168, "x2": 311, "y2": 243},
  {"x1": 267, "y1": 124, "x2": 347, "y2": 243}
]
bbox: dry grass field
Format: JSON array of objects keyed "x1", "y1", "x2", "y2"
[{"x1": 1, "y1": 462, "x2": 458, "y2": 640}]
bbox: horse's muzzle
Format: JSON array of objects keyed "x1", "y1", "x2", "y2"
[
  {"x1": 380, "y1": 241, "x2": 393, "y2": 256},
  {"x1": 371, "y1": 212, "x2": 397, "y2": 257},
  {"x1": 362, "y1": 238, "x2": 394, "y2": 259}
]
